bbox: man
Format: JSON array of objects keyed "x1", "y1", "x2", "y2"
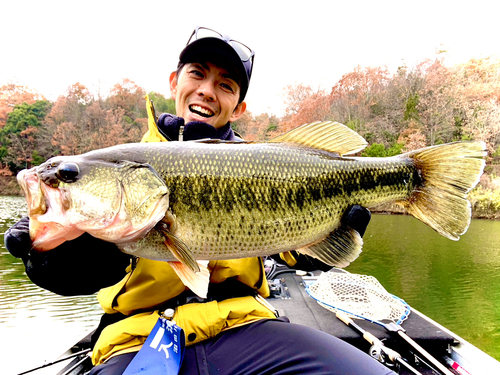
[{"x1": 6, "y1": 27, "x2": 393, "y2": 375}]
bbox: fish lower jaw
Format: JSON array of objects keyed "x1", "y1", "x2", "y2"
[{"x1": 30, "y1": 221, "x2": 85, "y2": 251}]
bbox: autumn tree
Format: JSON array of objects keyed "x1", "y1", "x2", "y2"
[
  {"x1": 397, "y1": 120, "x2": 427, "y2": 152},
  {"x1": 0, "y1": 83, "x2": 43, "y2": 128},
  {"x1": 415, "y1": 58, "x2": 459, "y2": 145},
  {"x1": 107, "y1": 79, "x2": 147, "y2": 122},
  {"x1": 366, "y1": 64, "x2": 426, "y2": 146},
  {"x1": 282, "y1": 84, "x2": 315, "y2": 116},
  {"x1": 455, "y1": 57, "x2": 500, "y2": 157},
  {"x1": 45, "y1": 83, "x2": 95, "y2": 155},
  {"x1": 280, "y1": 84, "x2": 331, "y2": 132},
  {"x1": 330, "y1": 66, "x2": 390, "y2": 134},
  {"x1": 231, "y1": 110, "x2": 255, "y2": 139},
  {"x1": 45, "y1": 80, "x2": 152, "y2": 156},
  {"x1": 0, "y1": 100, "x2": 51, "y2": 170}
]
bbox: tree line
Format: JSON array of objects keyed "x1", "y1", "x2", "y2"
[
  {"x1": 236, "y1": 57, "x2": 499, "y2": 159},
  {"x1": 1, "y1": 56, "x2": 499, "y2": 181},
  {"x1": 0, "y1": 79, "x2": 175, "y2": 173}
]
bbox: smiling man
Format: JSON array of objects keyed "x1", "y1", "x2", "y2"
[
  {"x1": 151, "y1": 29, "x2": 252, "y2": 143},
  {"x1": 170, "y1": 61, "x2": 246, "y2": 126},
  {"x1": 5, "y1": 27, "x2": 391, "y2": 375}
]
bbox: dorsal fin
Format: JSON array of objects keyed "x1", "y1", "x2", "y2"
[{"x1": 268, "y1": 121, "x2": 367, "y2": 156}]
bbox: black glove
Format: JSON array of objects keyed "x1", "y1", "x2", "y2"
[
  {"x1": 5, "y1": 217, "x2": 131, "y2": 296},
  {"x1": 340, "y1": 204, "x2": 371, "y2": 238},
  {"x1": 4, "y1": 216, "x2": 31, "y2": 259}
]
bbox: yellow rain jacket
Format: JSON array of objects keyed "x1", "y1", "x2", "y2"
[{"x1": 92, "y1": 99, "x2": 277, "y2": 366}]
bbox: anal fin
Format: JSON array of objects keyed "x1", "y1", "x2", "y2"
[
  {"x1": 299, "y1": 223, "x2": 363, "y2": 268},
  {"x1": 169, "y1": 260, "x2": 210, "y2": 298}
]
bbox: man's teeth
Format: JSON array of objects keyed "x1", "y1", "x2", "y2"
[{"x1": 190, "y1": 105, "x2": 214, "y2": 117}]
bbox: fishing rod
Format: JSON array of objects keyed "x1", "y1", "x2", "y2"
[
  {"x1": 59, "y1": 355, "x2": 91, "y2": 375},
  {"x1": 16, "y1": 348, "x2": 91, "y2": 375},
  {"x1": 336, "y1": 311, "x2": 422, "y2": 375}
]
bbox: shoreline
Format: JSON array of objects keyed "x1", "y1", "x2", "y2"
[
  {"x1": 0, "y1": 175, "x2": 22, "y2": 196},
  {"x1": 371, "y1": 202, "x2": 500, "y2": 220}
]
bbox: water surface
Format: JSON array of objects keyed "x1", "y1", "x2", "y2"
[
  {"x1": 346, "y1": 213, "x2": 500, "y2": 360},
  {"x1": 0, "y1": 196, "x2": 103, "y2": 375}
]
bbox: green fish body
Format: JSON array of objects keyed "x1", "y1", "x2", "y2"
[{"x1": 17, "y1": 122, "x2": 486, "y2": 296}]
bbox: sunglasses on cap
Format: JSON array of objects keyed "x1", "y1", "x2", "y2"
[{"x1": 186, "y1": 27, "x2": 255, "y2": 72}]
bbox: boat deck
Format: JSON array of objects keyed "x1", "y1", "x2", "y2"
[{"x1": 269, "y1": 271, "x2": 455, "y2": 375}]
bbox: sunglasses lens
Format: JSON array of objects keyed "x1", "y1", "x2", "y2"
[
  {"x1": 190, "y1": 27, "x2": 254, "y2": 62},
  {"x1": 195, "y1": 27, "x2": 223, "y2": 40},
  {"x1": 229, "y1": 41, "x2": 253, "y2": 62}
]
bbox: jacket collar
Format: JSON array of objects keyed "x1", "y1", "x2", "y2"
[{"x1": 157, "y1": 113, "x2": 238, "y2": 141}]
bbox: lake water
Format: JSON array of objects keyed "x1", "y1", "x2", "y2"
[
  {"x1": 0, "y1": 196, "x2": 103, "y2": 375},
  {"x1": 1, "y1": 195, "x2": 499, "y2": 374}
]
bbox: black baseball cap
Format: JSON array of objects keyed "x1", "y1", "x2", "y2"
[{"x1": 179, "y1": 27, "x2": 255, "y2": 102}]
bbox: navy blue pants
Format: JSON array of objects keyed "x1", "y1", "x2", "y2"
[{"x1": 90, "y1": 317, "x2": 395, "y2": 375}]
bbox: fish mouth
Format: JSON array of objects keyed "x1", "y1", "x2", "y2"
[
  {"x1": 17, "y1": 168, "x2": 83, "y2": 250},
  {"x1": 18, "y1": 168, "x2": 47, "y2": 217},
  {"x1": 189, "y1": 104, "x2": 215, "y2": 118}
]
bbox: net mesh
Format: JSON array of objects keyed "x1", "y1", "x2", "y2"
[{"x1": 306, "y1": 271, "x2": 410, "y2": 324}]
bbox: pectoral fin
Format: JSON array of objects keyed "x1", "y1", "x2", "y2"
[
  {"x1": 156, "y1": 220, "x2": 199, "y2": 273},
  {"x1": 299, "y1": 223, "x2": 363, "y2": 268}
]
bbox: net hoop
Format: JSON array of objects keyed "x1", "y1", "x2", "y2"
[{"x1": 306, "y1": 270, "x2": 410, "y2": 325}]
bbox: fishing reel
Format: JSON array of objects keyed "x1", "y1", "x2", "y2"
[{"x1": 369, "y1": 342, "x2": 397, "y2": 369}]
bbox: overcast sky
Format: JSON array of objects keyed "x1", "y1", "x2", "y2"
[{"x1": 1, "y1": 0, "x2": 499, "y2": 116}]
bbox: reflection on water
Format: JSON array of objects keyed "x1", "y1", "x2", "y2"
[
  {"x1": 346, "y1": 214, "x2": 500, "y2": 361},
  {"x1": 0, "y1": 196, "x2": 103, "y2": 375},
  {"x1": 1, "y1": 197, "x2": 500, "y2": 374}
]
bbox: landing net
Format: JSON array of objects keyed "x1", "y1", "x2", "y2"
[{"x1": 306, "y1": 270, "x2": 410, "y2": 325}]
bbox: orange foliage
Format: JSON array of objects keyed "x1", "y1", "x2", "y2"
[
  {"x1": 66, "y1": 83, "x2": 93, "y2": 104},
  {"x1": 331, "y1": 65, "x2": 390, "y2": 103},
  {"x1": 51, "y1": 122, "x2": 81, "y2": 155},
  {"x1": 0, "y1": 83, "x2": 43, "y2": 128},
  {"x1": 108, "y1": 79, "x2": 146, "y2": 120},
  {"x1": 231, "y1": 111, "x2": 281, "y2": 141},
  {"x1": 458, "y1": 57, "x2": 500, "y2": 103},
  {"x1": 454, "y1": 57, "x2": 500, "y2": 155},
  {"x1": 0, "y1": 168, "x2": 13, "y2": 176},
  {"x1": 398, "y1": 120, "x2": 427, "y2": 152},
  {"x1": 330, "y1": 66, "x2": 390, "y2": 131},
  {"x1": 281, "y1": 84, "x2": 331, "y2": 132}
]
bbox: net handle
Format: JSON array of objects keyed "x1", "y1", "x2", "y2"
[{"x1": 397, "y1": 331, "x2": 454, "y2": 375}]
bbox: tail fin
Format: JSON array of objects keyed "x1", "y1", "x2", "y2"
[{"x1": 398, "y1": 141, "x2": 486, "y2": 240}]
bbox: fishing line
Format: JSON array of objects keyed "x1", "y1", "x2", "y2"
[{"x1": 16, "y1": 349, "x2": 91, "y2": 375}]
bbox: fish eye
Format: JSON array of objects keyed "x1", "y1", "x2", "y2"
[{"x1": 56, "y1": 162, "x2": 80, "y2": 183}]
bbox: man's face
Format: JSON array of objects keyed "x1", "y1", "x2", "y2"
[{"x1": 170, "y1": 62, "x2": 246, "y2": 129}]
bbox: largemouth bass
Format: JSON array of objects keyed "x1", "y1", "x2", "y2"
[{"x1": 17, "y1": 121, "x2": 486, "y2": 297}]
